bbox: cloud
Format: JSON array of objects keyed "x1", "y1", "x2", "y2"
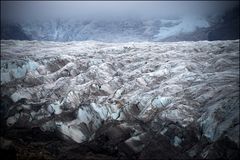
[{"x1": 1, "y1": 1, "x2": 239, "y2": 22}]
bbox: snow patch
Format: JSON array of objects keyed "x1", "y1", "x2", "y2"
[{"x1": 154, "y1": 16, "x2": 209, "y2": 40}]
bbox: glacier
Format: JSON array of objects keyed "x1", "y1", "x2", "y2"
[{"x1": 0, "y1": 39, "x2": 239, "y2": 159}]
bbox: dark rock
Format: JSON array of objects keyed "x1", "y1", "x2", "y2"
[
  {"x1": 208, "y1": 7, "x2": 239, "y2": 41},
  {"x1": 200, "y1": 136, "x2": 239, "y2": 160},
  {"x1": 139, "y1": 133, "x2": 190, "y2": 159},
  {"x1": 1, "y1": 23, "x2": 30, "y2": 40}
]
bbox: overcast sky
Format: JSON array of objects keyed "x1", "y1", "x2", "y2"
[{"x1": 1, "y1": 1, "x2": 239, "y2": 22}]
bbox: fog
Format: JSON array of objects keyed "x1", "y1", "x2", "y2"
[{"x1": 1, "y1": 1, "x2": 239, "y2": 22}]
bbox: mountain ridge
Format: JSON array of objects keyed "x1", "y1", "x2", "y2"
[{"x1": 1, "y1": 7, "x2": 239, "y2": 42}]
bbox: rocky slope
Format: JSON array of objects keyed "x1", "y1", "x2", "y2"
[
  {"x1": 1, "y1": 7, "x2": 239, "y2": 42},
  {"x1": 0, "y1": 40, "x2": 239, "y2": 159}
]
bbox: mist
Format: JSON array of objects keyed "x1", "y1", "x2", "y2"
[
  {"x1": 1, "y1": 1, "x2": 239, "y2": 42},
  {"x1": 1, "y1": 1, "x2": 239, "y2": 22}
]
